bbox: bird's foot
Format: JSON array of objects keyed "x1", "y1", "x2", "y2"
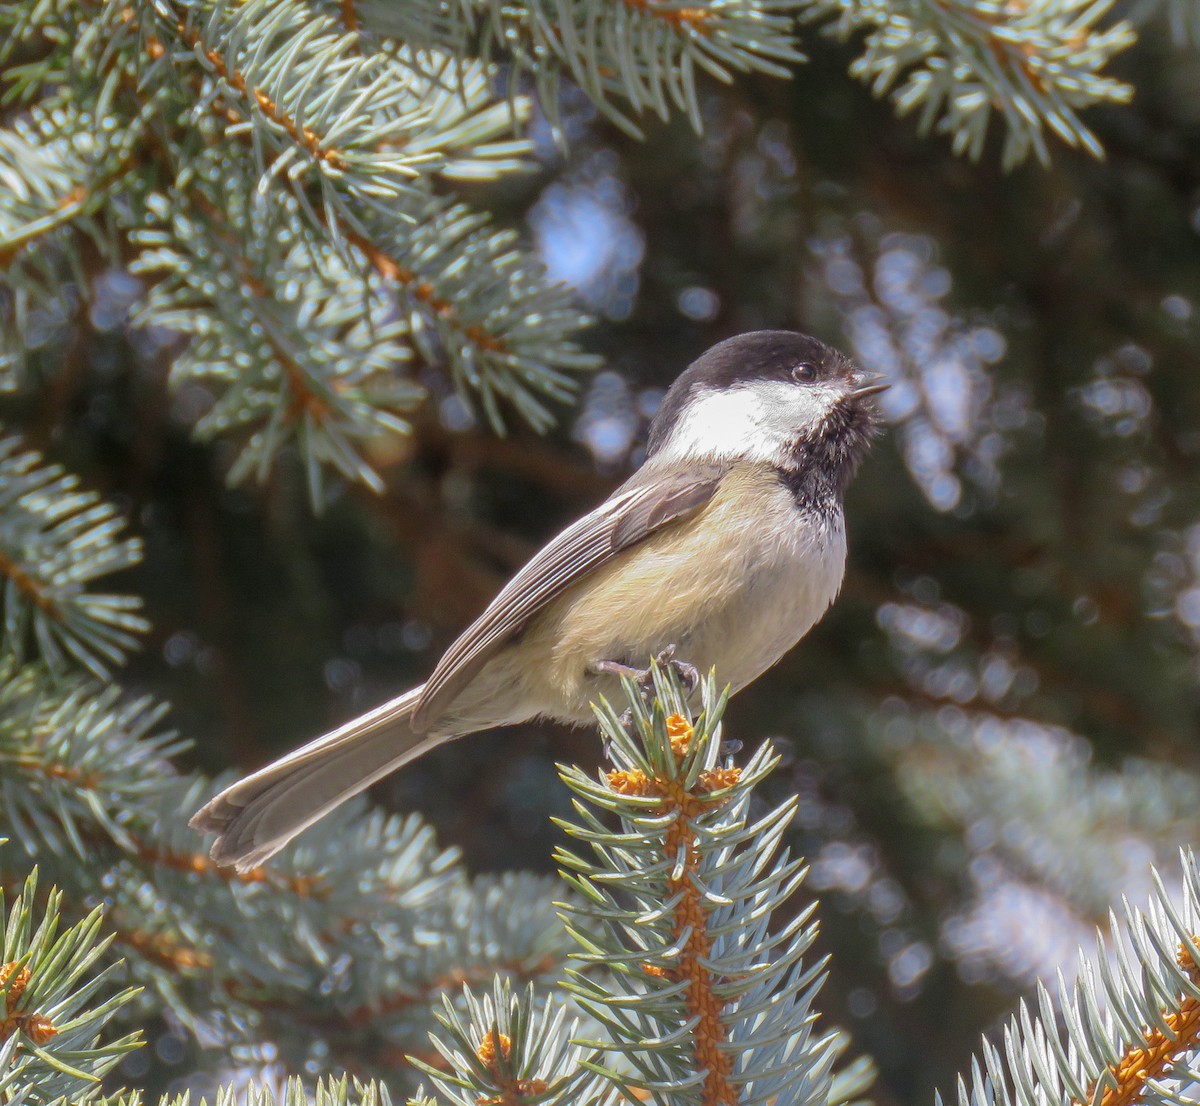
[
  {"x1": 594, "y1": 648, "x2": 701, "y2": 764},
  {"x1": 653, "y1": 644, "x2": 701, "y2": 693},
  {"x1": 592, "y1": 645, "x2": 700, "y2": 701}
]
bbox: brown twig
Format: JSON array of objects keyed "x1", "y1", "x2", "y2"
[
  {"x1": 202, "y1": 75, "x2": 519, "y2": 381},
  {"x1": 185, "y1": 188, "x2": 332, "y2": 424},
  {"x1": 622, "y1": 0, "x2": 715, "y2": 32},
  {"x1": 174, "y1": 18, "x2": 346, "y2": 169},
  {"x1": 0, "y1": 7, "x2": 156, "y2": 271},
  {"x1": 1085, "y1": 940, "x2": 1200, "y2": 1106},
  {"x1": 0, "y1": 550, "x2": 62, "y2": 619},
  {"x1": 607, "y1": 715, "x2": 742, "y2": 1106},
  {"x1": 130, "y1": 840, "x2": 327, "y2": 897},
  {"x1": 112, "y1": 927, "x2": 214, "y2": 971},
  {"x1": 7, "y1": 746, "x2": 324, "y2": 897},
  {"x1": 338, "y1": 223, "x2": 510, "y2": 355}
]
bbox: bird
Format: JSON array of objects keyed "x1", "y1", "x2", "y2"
[{"x1": 191, "y1": 330, "x2": 886, "y2": 870}]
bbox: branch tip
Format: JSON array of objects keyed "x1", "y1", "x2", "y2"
[
  {"x1": 474, "y1": 1025, "x2": 548, "y2": 1104},
  {"x1": 476, "y1": 1028, "x2": 512, "y2": 1067},
  {"x1": 0, "y1": 962, "x2": 59, "y2": 1045},
  {"x1": 1087, "y1": 937, "x2": 1200, "y2": 1106}
]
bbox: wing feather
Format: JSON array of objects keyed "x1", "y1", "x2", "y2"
[{"x1": 412, "y1": 464, "x2": 727, "y2": 729}]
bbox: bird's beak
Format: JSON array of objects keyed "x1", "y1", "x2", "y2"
[{"x1": 851, "y1": 372, "x2": 891, "y2": 399}]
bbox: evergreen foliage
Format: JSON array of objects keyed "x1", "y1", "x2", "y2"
[
  {"x1": 557, "y1": 670, "x2": 834, "y2": 1105},
  {"x1": 948, "y1": 852, "x2": 1200, "y2": 1106},
  {"x1": 413, "y1": 979, "x2": 614, "y2": 1105},
  {"x1": 0, "y1": 0, "x2": 1140, "y2": 499},
  {"x1": 0, "y1": 864, "x2": 142, "y2": 1104},
  {"x1": 4, "y1": 0, "x2": 1200, "y2": 1104},
  {"x1": 0, "y1": 660, "x2": 574, "y2": 1081},
  {"x1": 8, "y1": 624, "x2": 1200, "y2": 1106},
  {"x1": 797, "y1": 0, "x2": 1135, "y2": 167},
  {"x1": 1, "y1": 0, "x2": 597, "y2": 506},
  {"x1": 0, "y1": 438, "x2": 147, "y2": 678}
]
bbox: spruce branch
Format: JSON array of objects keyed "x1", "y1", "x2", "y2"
[
  {"x1": 945, "y1": 850, "x2": 1200, "y2": 1106},
  {"x1": 0, "y1": 124, "x2": 89, "y2": 273},
  {"x1": 0, "y1": 660, "x2": 179, "y2": 858},
  {"x1": 371, "y1": 48, "x2": 535, "y2": 182},
  {"x1": 0, "y1": 78, "x2": 156, "y2": 388},
  {"x1": 413, "y1": 978, "x2": 616, "y2": 1105},
  {"x1": 555, "y1": 665, "x2": 839, "y2": 1106},
  {"x1": 890, "y1": 709, "x2": 1200, "y2": 927},
  {"x1": 0, "y1": 23, "x2": 154, "y2": 271},
  {"x1": 0, "y1": 867, "x2": 141, "y2": 1105},
  {"x1": 103, "y1": 788, "x2": 569, "y2": 1056},
  {"x1": 147, "y1": 0, "x2": 435, "y2": 208},
  {"x1": 2, "y1": 0, "x2": 596, "y2": 505},
  {"x1": 0, "y1": 655, "x2": 575, "y2": 1077},
  {"x1": 133, "y1": 166, "x2": 423, "y2": 506},
  {"x1": 131, "y1": 0, "x2": 593, "y2": 498},
  {"x1": 798, "y1": 0, "x2": 1135, "y2": 165},
  {"x1": 341, "y1": 196, "x2": 597, "y2": 436},
  {"x1": 0, "y1": 435, "x2": 148, "y2": 679},
  {"x1": 140, "y1": 0, "x2": 539, "y2": 211},
  {"x1": 133, "y1": 161, "x2": 593, "y2": 500},
  {"x1": 363, "y1": 0, "x2": 808, "y2": 137}
]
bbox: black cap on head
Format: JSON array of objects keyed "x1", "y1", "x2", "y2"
[{"x1": 647, "y1": 331, "x2": 852, "y2": 455}]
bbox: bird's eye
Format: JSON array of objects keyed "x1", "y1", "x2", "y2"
[{"x1": 792, "y1": 363, "x2": 817, "y2": 383}]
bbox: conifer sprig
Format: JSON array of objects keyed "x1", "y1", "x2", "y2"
[
  {"x1": 371, "y1": 0, "x2": 809, "y2": 137},
  {"x1": 799, "y1": 0, "x2": 1135, "y2": 165},
  {"x1": 555, "y1": 665, "x2": 839, "y2": 1106},
  {"x1": 890, "y1": 711, "x2": 1200, "y2": 927},
  {"x1": 350, "y1": 194, "x2": 595, "y2": 436},
  {"x1": 166, "y1": 1078, "x2": 396, "y2": 1106},
  {"x1": 0, "y1": 652, "x2": 575, "y2": 1079},
  {"x1": 947, "y1": 850, "x2": 1200, "y2": 1106},
  {"x1": 0, "y1": 0, "x2": 1157, "y2": 508},
  {"x1": 132, "y1": 167, "x2": 423, "y2": 505},
  {"x1": 0, "y1": 867, "x2": 141, "y2": 1105},
  {"x1": 0, "y1": 0, "x2": 598, "y2": 508},
  {"x1": 0, "y1": 662, "x2": 179, "y2": 858},
  {"x1": 413, "y1": 978, "x2": 616, "y2": 1105},
  {"x1": 0, "y1": 437, "x2": 148, "y2": 679},
  {"x1": 148, "y1": 0, "x2": 436, "y2": 207},
  {"x1": 354, "y1": 0, "x2": 1136, "y2": 162}
]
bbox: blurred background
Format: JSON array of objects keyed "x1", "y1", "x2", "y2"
[{"x1": 7, "y1": 15, "x2": 1200, "y2": 1106}]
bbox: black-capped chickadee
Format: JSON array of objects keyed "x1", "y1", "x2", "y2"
[{"x1": 192, "y1": 331, "x2": 886, "y2": 870}]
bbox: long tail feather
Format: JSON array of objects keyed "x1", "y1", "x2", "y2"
[{"x1": 190, "y1": 685, "x2": 445, "y2": 871}]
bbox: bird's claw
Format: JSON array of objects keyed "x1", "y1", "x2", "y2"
[
  {"x1": 592, "y1": 644, "x2": 700, "y2": 701},
  {"x1": 654, "y1": 645, "x2": 700, "y2": 693}
]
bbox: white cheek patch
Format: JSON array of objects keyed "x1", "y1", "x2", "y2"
[{"x1": 655, "y1": 382, "x2": 840, "y2": 464}]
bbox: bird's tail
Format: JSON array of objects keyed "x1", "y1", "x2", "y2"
[{"x1": 190, "y1": 685, "x2": 446, "y2": 872}]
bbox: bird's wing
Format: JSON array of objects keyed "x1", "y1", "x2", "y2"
[{"x1": 412, "y1": 463, "x2": 729, "y2": 729}]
